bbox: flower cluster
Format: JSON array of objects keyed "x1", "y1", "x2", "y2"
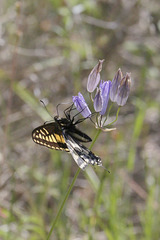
[{"x1": 72, "y1": 60, "x2": 131, "y2": 130}]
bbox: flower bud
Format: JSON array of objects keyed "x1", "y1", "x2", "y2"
[
  {"x1": 100, "y1": 80, "x2": 111, "y2": 115},
  {"x1": 72, "y1": 92, "x2": 91, "y2": 118},
  {"x1": 116, "y1": 73, "x2": 131, "y2": 106},
  {"x1": 94, "y1": 88, "x2": 103, "y2": 112},
  {"x1": 110, "y1": 68, "x2": 122, "y2": 102},
  {"x1": 87, "y1": 59, "x2": 104, "y2": 93}
]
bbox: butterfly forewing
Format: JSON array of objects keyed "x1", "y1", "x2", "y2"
[
  {"x1": 67, "y1": 127, "x2": 92, "y2": 143},
  {"x1": 32, "y1": 122, "x2": 69, "y2": 152}
]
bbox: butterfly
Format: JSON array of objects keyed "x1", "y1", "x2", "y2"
[{"x1": 32, "y1": 104, "x2": 108, "y2": 171}]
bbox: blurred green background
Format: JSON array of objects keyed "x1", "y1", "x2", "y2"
[{"x1": 0, "y1": 0, "x2": 160, "y2": 239}]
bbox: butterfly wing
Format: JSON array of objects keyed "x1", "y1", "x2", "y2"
[
  {"x1": 67, "y1": 126, "x2": 92, "y2": 143},
  {"x1": 63, "y1": 131, "x2": 102, "y2": 170},
  {"x1": 32, "y1": 122, "x2": 69, "y2": 152}
]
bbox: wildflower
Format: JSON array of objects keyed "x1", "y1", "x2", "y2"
[
  {"x1": 73, "y1": 61, "x2": 131, "y2": 131},
  {"x1": 72, "y1": 92, "x2": 91, "y2": 118},
  {"x1": 116, "y1": 73, "x2": 131, "y2": 106},
  {"x1": 87, "y1": 59, "x2": 104, "y2": 93},
  {"x1": 100, "y1": 80, "x2": 111, "y2": 115},
  {"x1": 110, "y1": 68, "x2": 122, "y2": 102},
  {"x1": 94, "y1": 88, "x2": 103, "y2": 112}
]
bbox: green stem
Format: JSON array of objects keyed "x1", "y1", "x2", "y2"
[
  {"x1": 96, "y1": 113, "x2": 99, "y2": 128},
  {"x1": 107, "y1": 106, "x2": 121, "y2": 127},
  {"x1": 46, "y1": 168, "x2": 81, "y2": 240},
  {"x1": 107, "y1": 102, "x2": 113, "y2": 117},
  {"x1": 89, "y1": 128, "x2": 101, "y2": 150},
  {"x1": 103, "y1": 102, "x2": 113, "y2": 124},
  {"x1": 89, "y1": 92, "x2": 94, "y2": 102},
  {"x1": 46, "y1": 129, "x2": 101, "y2": 240}
]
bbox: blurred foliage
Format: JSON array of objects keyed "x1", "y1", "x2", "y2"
[{"x1": 0, "y1": 0, "x2": 160, "y2": 239}]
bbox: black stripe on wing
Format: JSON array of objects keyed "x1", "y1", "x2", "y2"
[
  {"x1": 67, "y1": 127, "x2": 92, "y2": 143},
  {"x1": 32, "y1": 122, "x2": 69, "y2": 151}
]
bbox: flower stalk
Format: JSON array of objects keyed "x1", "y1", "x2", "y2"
[{"x1": 46, "y1": 129, "x2": 102, "y2": 239}]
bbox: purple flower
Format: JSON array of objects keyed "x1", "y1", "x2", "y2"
[
  {"x1": 100, "y1": 80, "x2": 111, "y2": 115},
  {"x1": 116, "y1": 73, "x2": 131, "y2": 106},
  {"x1": 110, "y1": 68, "x2": 122, "y2": 102},
  {"x1": 72, "y1": 92, "x2": 91, "y2": 118},
  {"x1": 93, "y1": 80, "x2": 111, "y2": 115},
  {"x1": 87, "y1": 59, "x2": 104, "y2": 93},
  {"x1": 94, "y1": 88, "x2": 103, "y2": 112}
]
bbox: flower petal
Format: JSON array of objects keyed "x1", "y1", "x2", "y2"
[
  {"x1": 116, "y1": 73, "x2": 131, "y2": 106},
  {"x1": 100, "y1": 80, "x2": 111, "y2": 115},
  {"x1": 73, "y1": 92, "x2": 91, "y2": 118},
  {"x1": 94, "y1": 88, "x2": 103, "y2": 112},
  {"x1": 110, "y1": 68, "x2": 122, "y2": 102}
]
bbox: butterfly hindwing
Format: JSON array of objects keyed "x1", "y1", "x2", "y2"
[
  {"x1": 32, "y1": 122, "x2": 69, "y2": 152},
  {"x1": 63, "y1": 131, "x2": 102, "y2": 170}
]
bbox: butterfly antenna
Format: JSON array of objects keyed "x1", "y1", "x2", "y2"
[
  {"x1": 40, "y1": 100, "x2": 54, "y2": 119},
  {"x1": 56, "y1": 101, "x2": 73, "y2": 117},
  {"x1": 100, "y1": 164, "x2": 110, "y2": 173},
  {"x1": 56, "y1": 103, "x2": 60, "y2": 117}
]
